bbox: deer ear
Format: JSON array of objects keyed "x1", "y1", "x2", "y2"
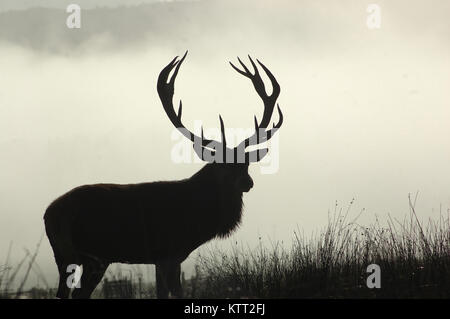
[{"x1": 246, "y1": 148, "x2": 269, "y2": 163}]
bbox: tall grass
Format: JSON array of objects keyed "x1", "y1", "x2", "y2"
[
  {"x1": 0, "y1": 237, "x2": 49, "y2": 299},
  {"x1": 192, "y1": 197, "x2": 449, "y2": 298},
  {"x1": 2, "y1": 196, "x2": 449, "y2": 298}
]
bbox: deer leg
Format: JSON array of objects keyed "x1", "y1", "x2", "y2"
[
  {"x1": 54, "y1": 250, "x2": 81, "y2": 299},
  {"x1": 55, "y1": 261, "x2": 71, "y2": 299},
  {"x1": 72, "y1": 258, "x2": 108, "y2": 299},
  {"x1": 166, "y1": 262, "x2": 182, "y2": 298},
  {"x1": 155, "y1": 262, "x2": 169, "y2": 299}
]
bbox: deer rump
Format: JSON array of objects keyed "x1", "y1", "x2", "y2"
[{"x1": 44, "y1": 179, "x2": 243, "y2": 266}]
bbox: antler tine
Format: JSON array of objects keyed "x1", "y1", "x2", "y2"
[
  {"x1": 177, "y1": 100, "x2": 182, "y2": 121},
  {"x1": 247, "y1": 55, "x2": 259, "y2": 76},
  {"x1": 169, "y1": 51, "x2": 188, "y2": 87},
  {"x1": 237, "y1": 57, "x2": 252, "y2": 75},
  {"x1": 262, "y1": 104, "x2": 283, "y2": 141},
  {"x1": 232, "y1": 56, "x2": 283, "y2": 151},
  {"x1": 238, "y1": 104, "x2": 283, "y2": 149},
  {"x1": 256, "y1": 58, "x2": 280, "y2": 99},
  {"x1": 219, "y1": 115, "x2": 226, "y2": 147},
  {"x1": 273, "y1": 104, "x2": 283, "y2": 128},
  {"x1": 229, "y1": 61, "x2": 249, "y2": 78},
  {"x1": 157, "y1": 51, "x2": 219, "y2": 149},
  {"x1": 229, "y1": 56, "x2": 258, "y2": 79},
  {"x1": 230, "y1": 56, "x2": 280, "y2": 129},
  {"x1": 255, "y1": 58, "x2": 280, "y2": 128}
]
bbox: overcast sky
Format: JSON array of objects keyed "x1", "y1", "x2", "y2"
[
  {"x1": 0, "y1": 0, "x2": 449, "y2": 289},
  {"x1": 0, "y1": 0, "x2": 163, "y2": 12}
]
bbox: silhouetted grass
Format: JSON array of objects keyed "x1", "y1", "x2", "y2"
[
  {"x1": 191, "y1": 197, "x2": 449, "y2": 298},
  {"x1": 2, "y1": 196, "x2": 449, "y2": 298},
  {"x1": 0, "y1": 237, "x2": 49, "y2": 299}
]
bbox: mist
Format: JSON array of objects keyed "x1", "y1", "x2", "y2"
[{"x1": 0, "y1": 0, "x2": 449, "y2": 288}]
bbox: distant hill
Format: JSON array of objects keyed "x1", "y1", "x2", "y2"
[
  {"x1": 0, "y1": 1, "x2": 276, "y2": 54},
  {"x1": 0, "y1": 0, "x2": 160, "y2": 12},
  {"x1": 0, "y1": 2, "x2": 202, "y2": 53}
]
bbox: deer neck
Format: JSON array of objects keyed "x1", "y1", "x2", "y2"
[
  {"x1": 190, "y1": 164, "x2": 244, "y2": 238},
  {"x1": 215, "y1": 185, "x2": 243, "y2": 238}
]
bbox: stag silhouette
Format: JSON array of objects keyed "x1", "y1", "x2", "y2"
[{"x1": 44, "y1": 52, "x2": 283, "y2": 299}]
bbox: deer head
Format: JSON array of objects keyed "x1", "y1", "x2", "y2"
[{"x1": 157, "y1": 51, "x2": 283, "y2": 192}]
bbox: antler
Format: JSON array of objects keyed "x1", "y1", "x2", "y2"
[
  {"x1": 157, "y1": 51, "x2": 227, "y2": 159},
  {"x1": 157, "y1": 52, "x2": 283, "y2": 163},
  {"x1": 229, "y1": 56, "x2": 283, "y2": 159}
]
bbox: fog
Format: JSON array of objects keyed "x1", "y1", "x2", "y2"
[
  {"x1": 0, "y1": 0, "x2": 449, "y2": 288},
  {"x1": 0, "y1": 0, "x2": 162, "y2": 12}
]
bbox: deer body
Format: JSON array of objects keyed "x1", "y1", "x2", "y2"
[
  {"x1": 45, "y1": 52, "x2": 282, "y2": 298},
  {"x1": 45, "y1": 164, "x2": 245, "y2": 265}
]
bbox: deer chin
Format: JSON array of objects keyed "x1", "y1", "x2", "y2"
[{"x1": 240, "y1": 183, "x2": 253, "y2": 193}]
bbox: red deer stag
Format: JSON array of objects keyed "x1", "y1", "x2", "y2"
[{"x1": 44, "y1": 52, "x2": 283, "y2": 299}]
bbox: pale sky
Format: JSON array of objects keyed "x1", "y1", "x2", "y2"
[{"x1": 0, "y1": 0, "x2": 449, "y2": 289}]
